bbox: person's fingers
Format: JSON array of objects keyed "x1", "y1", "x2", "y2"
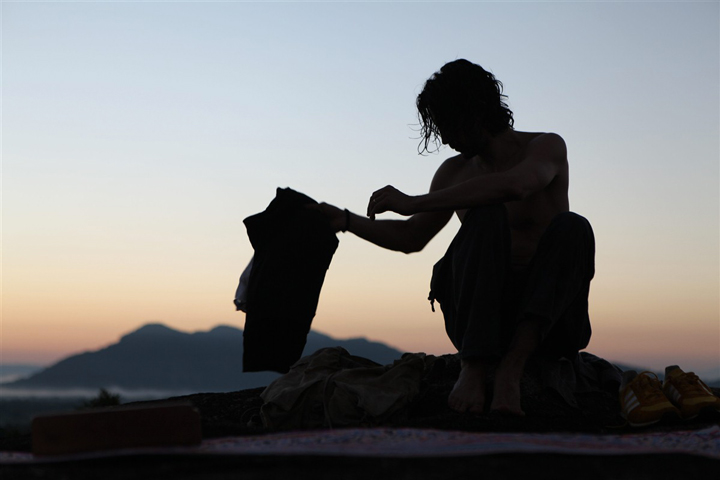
[
  {"x1": 367, "y1": 186, "x2": 396, "y2": 217},
  {"x1": 368, "y1": 202, "x2": 382, "y2": 219},
  {"x1": 367, "y1": 194, "x2": 382, "y2": 217},
  {"x1": 371, "y1": 199, "x2": 390, "y2": 219}
]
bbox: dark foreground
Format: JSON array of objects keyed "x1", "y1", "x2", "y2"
[
  {"x1": 2, "y1": 453, "x2": 718, "y2": 480},
  {"x1": 2, "y1": 355, "x2": 718, "y2": 479}
]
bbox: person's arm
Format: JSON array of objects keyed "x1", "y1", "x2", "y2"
[
  {"x1": 316, "y1": 204, "x2": 451, "y2": 254},
  {"x1": 315, "y1": 156, "x2": 457, "y2": 253},
  {"x1": 368, "y1": 133, "x2": 567, "y2": 218}
]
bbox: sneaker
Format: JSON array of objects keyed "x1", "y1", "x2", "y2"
[
  {"x1": 619, "y1": 370, "x2": 680, "y2": 427},
  {"x1": 662, "y1": 365, "x2": 720, "y2": 419}
]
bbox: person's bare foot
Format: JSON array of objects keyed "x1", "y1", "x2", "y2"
[
  {"x1": 490, "y1": 361, "x2": 525, "y2": 416},
  {"x1": 448, "y1": 358, "x2": 487, "y2": 413}
]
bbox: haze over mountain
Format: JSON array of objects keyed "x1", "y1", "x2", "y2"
[{"x1": 3, "y1": 324, "x2": 404, "y2": 393}]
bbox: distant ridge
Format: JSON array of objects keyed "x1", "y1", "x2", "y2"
[{"x1": 3, "y1": 324, "x2": 404, "y2": 393}]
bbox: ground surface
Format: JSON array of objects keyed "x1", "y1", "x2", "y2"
[
  {"x1": 2, "y1": 453, "x2": 718, "y2": 480},
  {"x1": 2, "y1": 354, "x2": 718, "y2": 479}
]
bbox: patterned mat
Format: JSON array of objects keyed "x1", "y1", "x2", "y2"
[{"x1": 2, "y1": 425, "x2": 719, "y2": 464}]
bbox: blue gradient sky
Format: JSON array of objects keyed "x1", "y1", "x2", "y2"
[{"x1": 3, "y1": 1, "x2": 719, "y2": 377}]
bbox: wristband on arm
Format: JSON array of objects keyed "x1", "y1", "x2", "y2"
[{"x1": 342, "y1": 209, "x2": 350, "y2": 233}]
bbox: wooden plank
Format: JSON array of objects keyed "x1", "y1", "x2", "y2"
[{"x1": 32, "y1": 403, "x2": 202, "y2": 456}]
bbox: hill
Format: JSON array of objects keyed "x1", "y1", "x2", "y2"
[{"x1": 3, "y1": 324, "x2": 403, "y2": 393}]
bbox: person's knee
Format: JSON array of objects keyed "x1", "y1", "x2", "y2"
[
  {"x1": 554, "y1": 211, "x2": 587, "y2": 227},
  {"x1": 540, "y1": 212, "x2": 595, "y2": 278},
  {"x1": 550, "y1": 212, "x2": 594, "y2": 243}
]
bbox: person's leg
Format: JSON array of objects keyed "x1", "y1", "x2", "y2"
[
  {"x1": 520, "y1": 212, "x2": 595, "y2": 357},
  {"x1": 448, "y1": 357, "x2": 491, "y2": 413},
  {"x1": 491, "y1": 212, "x2": 595, "y2": 415},
  {"x1": 491, "y1": 317, "x2": 541, "y2": 415},
  {"x1": 431, "y1": 205, "x2": 512, "y2": 412}
]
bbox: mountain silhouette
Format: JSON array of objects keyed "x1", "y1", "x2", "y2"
[{"x1": 4, "y1": 324, "x2": 404, "y2": 393}]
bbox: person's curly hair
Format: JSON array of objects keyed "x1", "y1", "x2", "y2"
[{"x1": 416, "y1": 59, "x2": 514, "y2": 154}]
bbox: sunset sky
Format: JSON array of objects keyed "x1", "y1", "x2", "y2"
[{"x1": 3, "y1": 1, "x2": 719, "y2": 378}]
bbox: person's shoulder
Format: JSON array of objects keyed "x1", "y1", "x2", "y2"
[
  {"x1": 523, "y1": 132, "x2": 567, "y2": 163},
  {"x1": 526, "y1": 132, "x2": 566, "y2": 152},
  {"x1": 437, "y1": 152, "x2": 466, "y2": 170},
  {"x1": 435, "y1": 153, "x2": 468, "y2": 178},
  {"x1": 430, "y1": 153, "x2": 466, "y2": 190}
]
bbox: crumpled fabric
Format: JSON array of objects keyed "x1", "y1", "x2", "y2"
[
  {"x1": 260, "y1": 347, "x2": 431, "y2": 429},
  {"x1": 537, "y1": 352, "x2": 623, "y2": 408}
]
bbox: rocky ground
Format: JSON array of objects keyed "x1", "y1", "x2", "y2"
[{"x1": 2, "y1": 354, "x2": 718, "y2": 479}]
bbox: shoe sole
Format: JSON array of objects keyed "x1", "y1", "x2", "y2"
[
  {"x1": 690, "y1": 405, "x2": 720, "y2": 421},
  {"x1": 626, "y1": 418, "x2": 662, "y2": 428},
  {"x1": 623, "y1": 410, "x2": 681, "y2": 428}
]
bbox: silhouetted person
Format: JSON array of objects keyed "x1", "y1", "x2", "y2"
[{"x1": 317, "y1": 59, "x2": 594, "y2": 416}]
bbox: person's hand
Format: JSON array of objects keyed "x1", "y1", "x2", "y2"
[
  {"x1": 367, "y1": 185, "x2": 416, "y2": 220},
  {"x1": 309, "y1": 202, "x2": 347, "y2": 233}
]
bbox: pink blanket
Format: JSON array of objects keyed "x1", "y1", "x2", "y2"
[{"x1": 2, "y1": 425, "x2": 718, "y2": 464}]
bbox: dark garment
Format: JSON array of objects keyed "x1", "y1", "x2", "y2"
[
  {"x1": 429, "y1": 204, "x2": 595, "y2": 361},
  {"x1": 242, "y1": 188, "x2": 339, "y2": 373}
]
